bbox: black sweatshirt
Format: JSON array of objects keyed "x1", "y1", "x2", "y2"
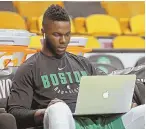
[{"x1": 7, "y1": 52, "x2": 105, "y2": 128}]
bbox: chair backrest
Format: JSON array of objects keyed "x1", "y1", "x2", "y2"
[
  {"x1": 0, "y1": 67, "x2": 18, "y2": 108},
  {"x1": 133, "y1": 81, "x2": 145, "y2": 105},
  {"x1": 0, "y1": 11, "x2": 26, "y2": 29},
  {"x1": 13, "y1": 1, "x2": 64, "y2": 19},
  {"x1": 101, "y1": 1, "x2": 145, "y2": 19},
  {"x1": 28, "y1": 35, "x2": 42, "y2": 50},
  {"x1": 85, "y1": 36, "x2": 101, "y2": 49},
  {"x1": 135, "y1": 56, "x2": 145, "y2": 67},
  {"x1": 92, "y1": 63, "x2": 117, "y2": 74},
  {"x1": 70, "y1": 18, "x2": 76, "y2": 34},
  {"x1": 74, "y1": 17, "x2": 86, "y2": 34},
  {"x1": 87, "y1": 54, "x2": 124, "y2": 70},
  {"x1": 113, "y1": 36, "x2": 145, "y2": 49},
  {"x1": 130, "y1": 14, "x2": 145, "y2": 36},
  {"x1": 86, "y1": 14, "x2": 122, "y2": 36}
]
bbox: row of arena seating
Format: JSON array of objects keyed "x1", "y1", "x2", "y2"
[
  {"x1": 28, "y1": 13, "x2": 145, "y2": 36},
  {"x1": 28, "y1": 35, "x2": 145, "y2": 50},
  {"x1": 0, "y1": 42, "x2": 144, "y2": 75},
  {"x1": 100, "y1": 1, "x2": 144, "y2": 18},
  {"x1": 0, "y1": 11, "x2": 144, "y2": 37},
  {"x1": 0, "y1": 1, "x2": 145, "y2": 36},
  {"x1": 1, "y1": 49, "x2": 144, "y2": 73},
  {"x1": 0, "y1": 38, "x2": 145, "y2": 69},
  {"x1": 11, "y1": 1, "x2": 144, "y2": 20},
  {"x1": 0, "y1": 48, "x2": 145, "y2": 70},
  {"x1": 11, "y1": 1, "x2": 145, "y2": 37},
  {"x1": 0, "y1": 28, "x2": 144, "y2": 69},
  {"x1": 100, "y1": 1, "x2": 144, "y2": 34}
]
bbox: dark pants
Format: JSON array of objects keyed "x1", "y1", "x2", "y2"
[{"x1": 0, "y1": 113, "x2": 17, "y2": 129}]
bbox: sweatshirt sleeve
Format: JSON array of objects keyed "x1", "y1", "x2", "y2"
[
  {"x1": 7, "y1": 63, "x2": 37, "y2": 128},
  {"x1": 132, "y1": 81, "x2": 145, "y2": 105}
]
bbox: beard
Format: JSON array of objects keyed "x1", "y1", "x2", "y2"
[{"x1": 44, "y1": 36, "x2": 65, "y2": 59}]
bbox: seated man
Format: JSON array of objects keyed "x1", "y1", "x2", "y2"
[{"x1": 7, "y1": 5, "x2": 145, "y2": 129}]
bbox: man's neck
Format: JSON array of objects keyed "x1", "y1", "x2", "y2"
[{"x1": 41, "y1": 47, "x2": 66, "y2": 59}]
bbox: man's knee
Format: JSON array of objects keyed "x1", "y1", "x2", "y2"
[
  {"x1": 123, "y1": 104, "x2": 145, "y2": 121},
  {"x1": 45, "y1": 102, "x2": 72, "y2": 115},
  {"x1": 43, "y1": 102, "x2": 75, "y2": 129},
  {"x1": 131, "y1": 104, "x2": 145, "y2": 117},
  {"x1": 122, "y1": 105, "x2": 145, "y2": 129},
  {"x1": 44, "y1": 102, "x2": 73, "y2": 123}
]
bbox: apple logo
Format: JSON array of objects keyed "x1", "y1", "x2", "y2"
[{"x1": 103, "y1": 91, "x2": 109, "y2": 99}]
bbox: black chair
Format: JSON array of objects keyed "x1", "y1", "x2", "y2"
[
  {"x1": 0, "y1": 66, "x2": 37, "y2": 129},
  {"x1": 133, "y1": 81, "x2": 145, "y2": 105},
  {"x1": 135, "y1": 56, "x2": 145, "y2": 67},
  {"x1": 87, "y1": 54, "x2": 124, "y2": 70},
  {"x1": 0, "y1": 66, "x2": 18, "y2": 109},
  {"x1": 92, "y1": 63, "x2": 117, "y2": 74}
]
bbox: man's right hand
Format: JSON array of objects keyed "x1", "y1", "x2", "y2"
[
  {"x1": 34, "y1": 109, "x2": 46, "y2": 125},
  {"x1": 34, "y1": 98, "x2": 64, "y2": 125}
]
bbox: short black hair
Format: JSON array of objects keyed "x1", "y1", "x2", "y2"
[{"x1": 42, "y1": 4, "x2": 70, "y2": 26}]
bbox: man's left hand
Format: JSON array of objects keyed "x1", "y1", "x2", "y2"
[{"x1": 131, "y1": 102, "x2": 138, "y2": 108}]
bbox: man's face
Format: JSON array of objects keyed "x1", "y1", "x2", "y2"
[{"x1": 43, "y1": 19, "x2": 71, "y2": 57}]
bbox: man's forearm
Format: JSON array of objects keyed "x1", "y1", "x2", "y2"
[
  {"x1": 34, "y1": 108, "x2": 46, "y2": 126},
  {"x1": 8, "y1": 108, "x2": 37, "y2": 128}
]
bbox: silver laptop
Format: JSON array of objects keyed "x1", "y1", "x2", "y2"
[{"x1": 73, "y1": 75, "x2": 136, "y2": 115}]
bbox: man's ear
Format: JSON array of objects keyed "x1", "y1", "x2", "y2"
[{"x1": 41, "y1": 28, "x2": 44, "y2": 35}]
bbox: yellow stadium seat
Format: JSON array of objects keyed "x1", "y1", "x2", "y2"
[
  {"x1": 101, "y1": 1, "x2": 145, "y2": 19},
  {"x1": 85, "y1": 36, "x2": 101, "y2": 49},
  {"x1": 86, "y1": 14, "x2": 122, "y2": 36},
  {"x1": 67, "y1": 36, "x2": 97, "y2": 55},
  {"x1": 28, "y1": 17, "x2": 39, "y2": 33},
  {"x1": 36, "y1": 15, "x2": 76, "y2": 35},
  {"x1": 0, "y1": 11, "x2": 26, "y2": 29},
  {"x1": 101, "y1": 1, "x2": 145, "y2": 34},
  {"x1": 129, "y1": 14, "x2": 145, "y2": 36},
  {"x1": 74, "y1": 17, "x2": 87, "y2": 34},
  {"x1": 12, "y1": 1, "x2": 17, "y2": 8},
  {"x1": 68, "y1": 47, "x2": 92, "y2": 55},
  {"x1": 13, "y1": 1, "x2": 64, "y2": 32},
  {"x1": 32, "y1": 36, "x2": 98, "y2": 52},
  {"x1": 70, "y1": 19, "x2": 76, "y2": 34},
  {"x1": 28, "y1": 36, "x2": 42, "y2": 50},
  {"x1": 13, "y1": 1, "x2": 64, "y2": 19},
  {"x1": 113, "y1": 36, "x2": 145, "y2": 49},
  {"x1": 37, "y1": 15, "x2": 43, "y2": 34},
  {"x1": 28, "y1": 35, "x2": 92, "y2": 55}
]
